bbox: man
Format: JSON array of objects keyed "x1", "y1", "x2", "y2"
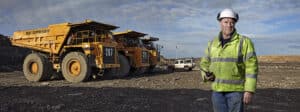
[{"x1": 200, "y1": 8, "x2": 258, "y2": 112}]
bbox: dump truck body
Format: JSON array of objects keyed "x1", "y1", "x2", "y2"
[
  {"x1": 113, "y1": 30, "x2": 150, "y2": 75},
  {"x1": 11, "y1": 20, "x2": 120, "y2": 82}
]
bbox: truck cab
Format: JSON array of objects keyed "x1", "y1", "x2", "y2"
[{"x1": 141, "y1": 37, "x2": 160, "y2": 72}]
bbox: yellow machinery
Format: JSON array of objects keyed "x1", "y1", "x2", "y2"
[
  {"x1": 113, "y1": 30, "x2": 150, "y2": 76},
  {"x1": 141, "y1": 37, "x2": 160, "y2": 72},
  {"x1": 10, "y1": 20, "x2": 120, "y2": 82}
]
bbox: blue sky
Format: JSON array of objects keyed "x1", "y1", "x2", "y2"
[{"x1": 1, "y1": 0, "x2": 300, "y2": 58}]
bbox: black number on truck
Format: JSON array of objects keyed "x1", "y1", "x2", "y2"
[
  {"x1": 105, "y1": 47, "x2": 114, "y2": 57},
  {"x1": 142, "y1": 51, "x2": 149, "y2": 63},
  {"x1": 103, "y1": 47, "x2": 115, "y2": 64}
]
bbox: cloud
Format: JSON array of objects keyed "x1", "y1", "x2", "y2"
[{"x1": 289, "y1": 45, "x2": 300, "y2": 49}]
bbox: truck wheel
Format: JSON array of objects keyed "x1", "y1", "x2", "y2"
[
  {"x1": 62, "y1": 52, "x2": 91, "y2": 82},
  {"x1": 132, "y1": 67, "x2": 146, "y2": 75},
  {"x1": 117, "y1": 54, "x2": 130, "y2": 77},
  {"x1": 130, "y1": 68, "x2": 140, "y2": 76},
  {"x1": 23, "y1": 53, "x2": 52, "y2": 82},
  {"x1": 103, "y1": 54, "x2": 130, "y2": 79},
  {"x1": 140, "y1": 67, "x2": 147, "y2": 75}
]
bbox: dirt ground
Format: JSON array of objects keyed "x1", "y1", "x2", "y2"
[{"x1": 0, "y1": 63, "x2": 299, "y2": 112}]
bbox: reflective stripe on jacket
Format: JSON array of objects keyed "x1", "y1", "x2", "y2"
[{"x1": 200, "y1": 31, "x2": 258, "y2": 92}]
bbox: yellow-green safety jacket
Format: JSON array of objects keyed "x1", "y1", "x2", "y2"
[{"x1": 200, "y1": 31, "x2": 258, "y2": 92}]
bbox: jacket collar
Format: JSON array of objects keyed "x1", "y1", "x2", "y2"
[
  {"x1": 216, "y1": 30, "x2": 239, "y2": 46},
  {"x1": 218, "y1": 30, "x2": 239, "y2": 40}
]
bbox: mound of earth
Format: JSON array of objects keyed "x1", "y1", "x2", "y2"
[{"x1": 0, "y1": 34, "x2": 30, "y2": 72}]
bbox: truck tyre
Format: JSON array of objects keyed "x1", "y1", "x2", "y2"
[
  {"x1": 62, "y1": 52, "x2": 91, "y2": 82},
  {"x1": 23, "y1": 53, "x2": 52, "y2": 82},
  {"x1": 147, "y1": 65, "x2": 156, "y2": 74},
  {"x1": 130, "y1": 68, "x2": 139, "y2": 76},
  {"x1": 140, "y1": 67, "x2": 147, "y2": 75},
  {"x1": 103, "y1": 54, "x2": 130, "y2": 79},
  {"x1": 117, "y1": 54, "x2": 130, "y2": 77}
]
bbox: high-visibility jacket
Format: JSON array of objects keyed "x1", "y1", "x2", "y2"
[{"x1": 200, "y1": 31, "x2": 258, "y2": 92}]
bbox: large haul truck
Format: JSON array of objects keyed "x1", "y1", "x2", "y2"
[
  {"x1": 141, "y1": 37, "x2": 160, "y2": 72},
  {"x1": 113, "y1": 30, "x2": 150, "y2": 76},
  {"x1": 10, "y1": 20, "x2": 120, "y2": 82}
]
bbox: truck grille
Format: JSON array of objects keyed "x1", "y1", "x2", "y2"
[
  {"x1": 142, "y1": 51, "x2": 149, "y2": 63},
  {"x1": 103, "y1": 47, "x2": 115, "y2": 64}
]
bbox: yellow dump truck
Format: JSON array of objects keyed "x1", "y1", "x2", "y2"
[
  {"x1": 113, "y1": 30, "x2": 150, "y2": 76},
  {"x1": 10, "y1": 20, "x2": 120, "y2": 82},
  {"x1": 141, "y1": 37, "x2": 160, "y2": 72}
]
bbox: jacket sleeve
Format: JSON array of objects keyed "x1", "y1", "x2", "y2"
[
  {"x1": 200, "y1": 41, "x2": 212, "y2": 82},
  {"x1": 243, "y1": 38, "x2": 259, "y2": 92}
]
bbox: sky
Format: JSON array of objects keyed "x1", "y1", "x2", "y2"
[{"x1": 1, "y1": 0, "x2": 300, "y2": 58}]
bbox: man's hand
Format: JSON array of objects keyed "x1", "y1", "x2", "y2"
[
  {"x1": 205, "y1": 72, "x2": 215, "y2": 81},
  {"x1": 243, "y1": 92, "x2": 253, "y2": 104}
]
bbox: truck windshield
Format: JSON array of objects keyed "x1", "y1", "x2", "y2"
[
  {"x1": 69, "y1": 30, "x2": 112, "y2": 44},
  {"x1": 116, "y1": 37, "x2": 144, "y2": 47}
]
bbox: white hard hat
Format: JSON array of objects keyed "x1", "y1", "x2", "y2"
[{"x1": 217, "y1": 8, "x2": 239, "y2": 22}]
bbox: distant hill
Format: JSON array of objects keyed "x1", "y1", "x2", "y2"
[{"x1": 258, "y1": 55, "x2": 300, "y2": 63}]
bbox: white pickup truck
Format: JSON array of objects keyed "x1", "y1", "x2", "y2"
[{"x1": 174, "y1": 58, "x2": 196, "y2": 71}]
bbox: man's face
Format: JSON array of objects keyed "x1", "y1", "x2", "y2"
[{"x1": 219, "y1": 18, "x2": 236, "y2": 36}]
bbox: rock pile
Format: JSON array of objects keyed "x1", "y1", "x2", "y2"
[{"x1": 0, "y1": 34, "x2": 30, "y2": 71}]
